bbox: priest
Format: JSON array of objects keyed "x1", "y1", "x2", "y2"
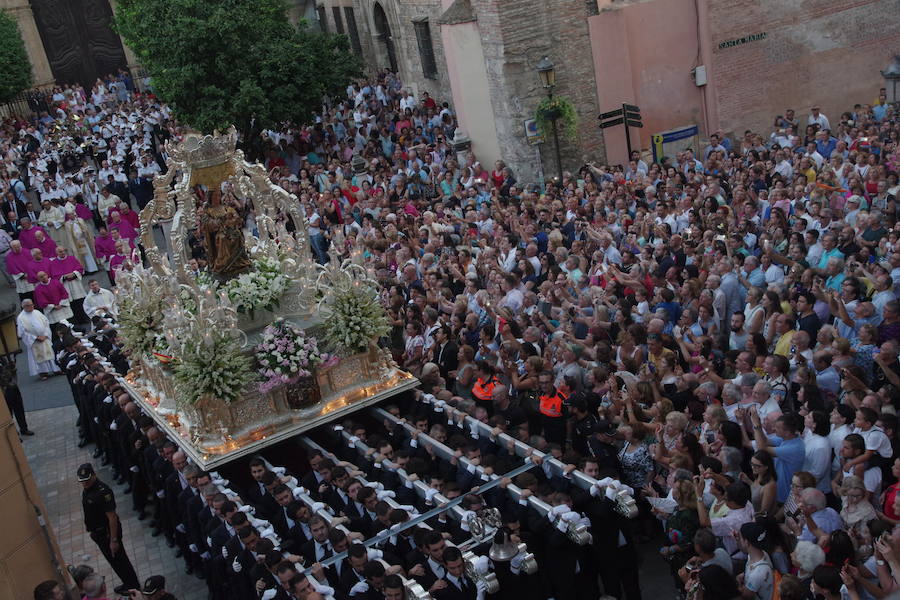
[
  {"x1": 32, "y1": 229, "x2": 59, "y2": 258},
  {"x1": 62, "y1": 212, "x2": 98, "y2": 273},
  {"x1": 17, "y1": 217, "x2": 50, "y2": 250},
  {"x1": 83, "y1": 279, "x2": 118, "y2": 319},
  {"x1": 94, "y1": 225, "x2": 116, "y2": 272},
  {"x1": 16, "y1": 298, "x2": 59, "y2": 380},
  {"x1": 50, "y1": 246, "x2": 87, "y2": 323},
  {"x1": 37, "y1": 199, "x2": 66, "y2": 247},
  {"x1": 108, "y1": 211, "x2": 138, "y2": 244},
  {"x1": 33, "y1": 270, "x2": 73, "y2": 324},
  {"x1": 5, "y1": 240, "x2": 34, "y2": 301},
  {"x1": 25, "y1": 248, "x2": 52, "y2": 286}
]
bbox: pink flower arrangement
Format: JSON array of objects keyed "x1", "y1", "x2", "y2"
[{"x1": 254, "y1": 319, "x2": 328, "y2": 393}]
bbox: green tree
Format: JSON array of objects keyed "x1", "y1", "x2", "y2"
[
  {"x1": 0, "y1": 10, "x2": 33, "y2": 104},
  {"x1": 114, "y1": 0, "x2": 361, "y2": 143}
]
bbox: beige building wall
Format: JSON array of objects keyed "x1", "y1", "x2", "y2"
[
  {"x1": 1, "y1": 0, "x2": 53, "y2": 86},
  {"x1": 0, "y1": 397, "x2": 69, "y2": 598},
  {"x1": 440, "y1": 20, "x2": 501, "y2": 169}
]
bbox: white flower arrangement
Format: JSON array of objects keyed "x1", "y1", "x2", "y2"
[
  {"x1": 222, "y1": 256, "x2": 289, "y2": 316},
  {"x1": 173, "y1": 331, "x2": 256, "y2": 405},
  {"x1": 118, "y1": 296, "x2": 164, "y2": 357},
  {"x1": 322, "y1": 286, "x2": 390, "y2": 355},
  {"x1": 255, "y1": 319, "x2": 332, "y2": 393}
]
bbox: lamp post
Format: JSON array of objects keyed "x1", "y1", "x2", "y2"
[
  {"x1": 536, "y1": 55, "x2": 563, "y2": 183},
  {"x1": 883, "y1": 56, "x2": 900, "y2": 111}
]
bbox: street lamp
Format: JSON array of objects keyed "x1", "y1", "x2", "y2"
[
  {"x1": 882, "y1": 55, "x2": 900, "y2": 108},
  {"x1": 536, "y1": 56, "x2": 563, "y2": 183}
]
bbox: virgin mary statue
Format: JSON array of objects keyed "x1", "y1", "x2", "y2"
[{"x1": 199, "y1": 189, "x2": 251, "y2": 279}]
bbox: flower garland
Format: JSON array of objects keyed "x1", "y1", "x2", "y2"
[
  {"x1": 221, "y1": 256, "x2": 289, "y2": 316},
  {"x1": 173, "y1": 331, "x2": 256, "y2": 405},
  {"x1": 321, "y1": 286, "x2": 390, "y2": 355},
  {"x1": 255, "y1": 319, "x2": 329, "y2": 393}
]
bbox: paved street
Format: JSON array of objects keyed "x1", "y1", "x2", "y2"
[{"x1": 20, "y1": 406, "x2": 207, "y2": 598}]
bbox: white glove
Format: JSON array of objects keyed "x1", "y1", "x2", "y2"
[
  {"x1": 206, "y1": 536, "x2": 213, "y2": 548},
  {"x1": 201, "y1": 551, "x2": 211, "y2": 560},
  {"x1": 93, "y1": 417, "x2": 99, "y2": 424},
  {"x1": 176, "y1": 523, "x2": 186, "y2": 533},
  {"x1": 423, "y1": 393, "x2": 437, "y2": 402},
  {"x1": 476, "y1": 579, "x2": 487, "y2": 600},
  {"x1": 333, "y1": 425, "x2": 344, "y2": 432},
  {"x1": 410, "y1": 438, "x2": 418, "y2": 448},
  {"x1": 103, "y1": 395, "x2": 113, "y2": 404},
  {"x1": 156, "y1": 490, "x2": 165, "y2": 498},
  {"x1": 189, "y1": 543, "x2": 198, "y2": 553},
  {"x1": 473, "y1": 554, "x2": 490, "y2": 574},
  {"x1": 376, "y1": 490, "x2": 396, "y2": 501},
  {"x1": 261, "y1": 589, "x2": 276, "y2": 600},
  {"x1": 232, "y1": 557, "x2": 242, "y2": 573},
  {"x1": 311, "y1": 502, "x2": 326, "y2": 514},
  {"x1": 349, "y1": 581, "x2": 369, "y2": 596},
  {"x1": 272, "y1": 466, "x2": 286, "y2": 476},
  {"x1": 459, "y1": 510, "x2": 476, "y2": 532},
  {"x1": 130, "y1": 465, "x2": 139, "y2": 473},
  {"x1": 366, "y1": 548, "x2": 383, "y2": 561},
  {"x1": 311, "y1": 582, "x2": 335, "y2": 596},
  {"x1": 109, "y1": 421, "x2": 118, "y2": 431},
  {"x1": 292, "y1": 487, "x2": 305, "y2": 500},
  {"x1": 424, "y1": 488, "x2": 439, "y2": 504},
  {"x1": 238, "y1": 504, "x2": 255, "y2": 515},
  {"x1": 222, "y1": 546, "x2": 229, "y2": 559},
  {"x1": 348, "y1": 435, "x2": 360, "y2": 448},
  {"x1": 510, "y1": 553, "x2": 525, "y2": 574}
]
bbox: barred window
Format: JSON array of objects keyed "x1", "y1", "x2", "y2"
[
  {"x1": 344, "y1": 7, "x2": 363, "y2": 55},
  {"x1": 413, "y1": 19, "x2": 437, "y2": 80},
  {"x1": 331, "y1": 6, "x2": 345, "y2": 34},
  {"x1": 316, "y1": 6, "x2": 327, "y2": 33}
]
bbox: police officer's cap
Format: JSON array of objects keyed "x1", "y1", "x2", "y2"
[
  {"x1": 141, "y1": 575, "x2": 165, "y2": 595},
  {"x1": 76, "y1": 463, "x2": 95, "y2": 481}
]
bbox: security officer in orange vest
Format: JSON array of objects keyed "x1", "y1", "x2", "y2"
[
  {"x1": 471, "y1": 360, "x2": 498, "y2": 416},
  {"x1": 538, "y1": 371, "x2": 567, "y2": 445}
]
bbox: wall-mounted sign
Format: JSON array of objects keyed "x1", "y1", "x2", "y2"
[
  {"x1": 524, "y1": 119, "x2": 543, "y2": 145},
  {"x1": 718, "y1": 32, "x2": 767, "y2": 50}
]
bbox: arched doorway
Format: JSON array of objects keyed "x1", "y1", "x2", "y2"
[{"x1": 373, "y1": 2, "x2": 398, "y2": 72}]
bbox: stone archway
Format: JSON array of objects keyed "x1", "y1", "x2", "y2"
[{"x1": 373, "y1": 2, "x2": 397, "y2": 72}]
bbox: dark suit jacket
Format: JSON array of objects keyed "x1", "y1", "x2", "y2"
[
  {"x1": 432, "y1": 577, "x2": 477, "y2": 600},
  {"x1": 338, "y1": 566, "x2": 367, "y2": 595},
  {"x1": 435, "y1": 341, "x2": 459, "y2": 381}
]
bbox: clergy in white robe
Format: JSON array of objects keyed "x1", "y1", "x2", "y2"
[
  {"x1": 37, "y1": 200, "x2": 66, "y2": 248},
  {"x1": 16, "y1": 299, "x2": 59, "y2": 377},
  {"x1": 83, "y1": 279, "x2": 118, "y2": 319}
]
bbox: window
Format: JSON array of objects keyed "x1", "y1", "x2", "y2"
[
  {"x1": 344, "y1": 7, "x2": 363, "y2": 55},
  {"x1": 316, "y1": 6, "x2": 328, "y2": 33},
  {"x1": 413, "y1": 19, "x2": 437, "y2": 79},
  {"x1": 332, "y1": 6, "x2": 345, "y2": 34}
]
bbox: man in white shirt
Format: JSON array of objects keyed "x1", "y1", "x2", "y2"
[{"x1": 808, "y1": 106, "x2": 831, "y2": 131}]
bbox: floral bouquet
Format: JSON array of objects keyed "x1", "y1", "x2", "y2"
[
  {"x1": 255, "y1": 319, "x2": 328, "y2": 393},
  {"x1": 321, "y1": 286, "x2": 390, "y2": 355},
  {"x1": 173, "y1": 331, "x2": 256, "y2": 405},
  {"x1": 222, "y1": 256, "x2": 289, "y2": 316}
]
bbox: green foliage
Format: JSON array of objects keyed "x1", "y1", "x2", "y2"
[
  {"x1": 535, "y1": 95, "x2": 578, "y2": 141},
  {"x1": 114, "y1": 0, "x2": 362, "y2": 135},
  {"x1": 0, "y1": 10, "x2": 33, "y2": 104}
]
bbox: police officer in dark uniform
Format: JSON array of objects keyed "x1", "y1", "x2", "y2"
[{"x1": 78, "y1": 462, "x2": 140, "y2": 595}]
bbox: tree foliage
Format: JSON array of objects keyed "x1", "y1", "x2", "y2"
[
  {"x1": 0, "y1": 10, "x2": 33, "y2": 104},
  {"x1": 114, "y1": 0, "x2": 362, "y2": 135}
]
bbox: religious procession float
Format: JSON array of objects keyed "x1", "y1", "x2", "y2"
[{"x1": 114, "y1": 128, "x2": 417, "y2": 469}]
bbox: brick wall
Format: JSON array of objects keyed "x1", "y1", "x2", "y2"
[{"x1": 709, "y1": 0, "x2": 900, "y2": 136}]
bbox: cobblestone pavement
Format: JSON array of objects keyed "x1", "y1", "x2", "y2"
[{"x1": 21, "y1": 406, "x2": 207, "y2": 599}]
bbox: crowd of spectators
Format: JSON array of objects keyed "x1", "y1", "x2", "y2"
[{"x1": 7, "y1": 68, "x2": 900, "y2": 600}]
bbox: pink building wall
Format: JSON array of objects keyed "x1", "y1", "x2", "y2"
[{"x1": 589, "y1": 0, "x2": 704, "y2": 164}]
